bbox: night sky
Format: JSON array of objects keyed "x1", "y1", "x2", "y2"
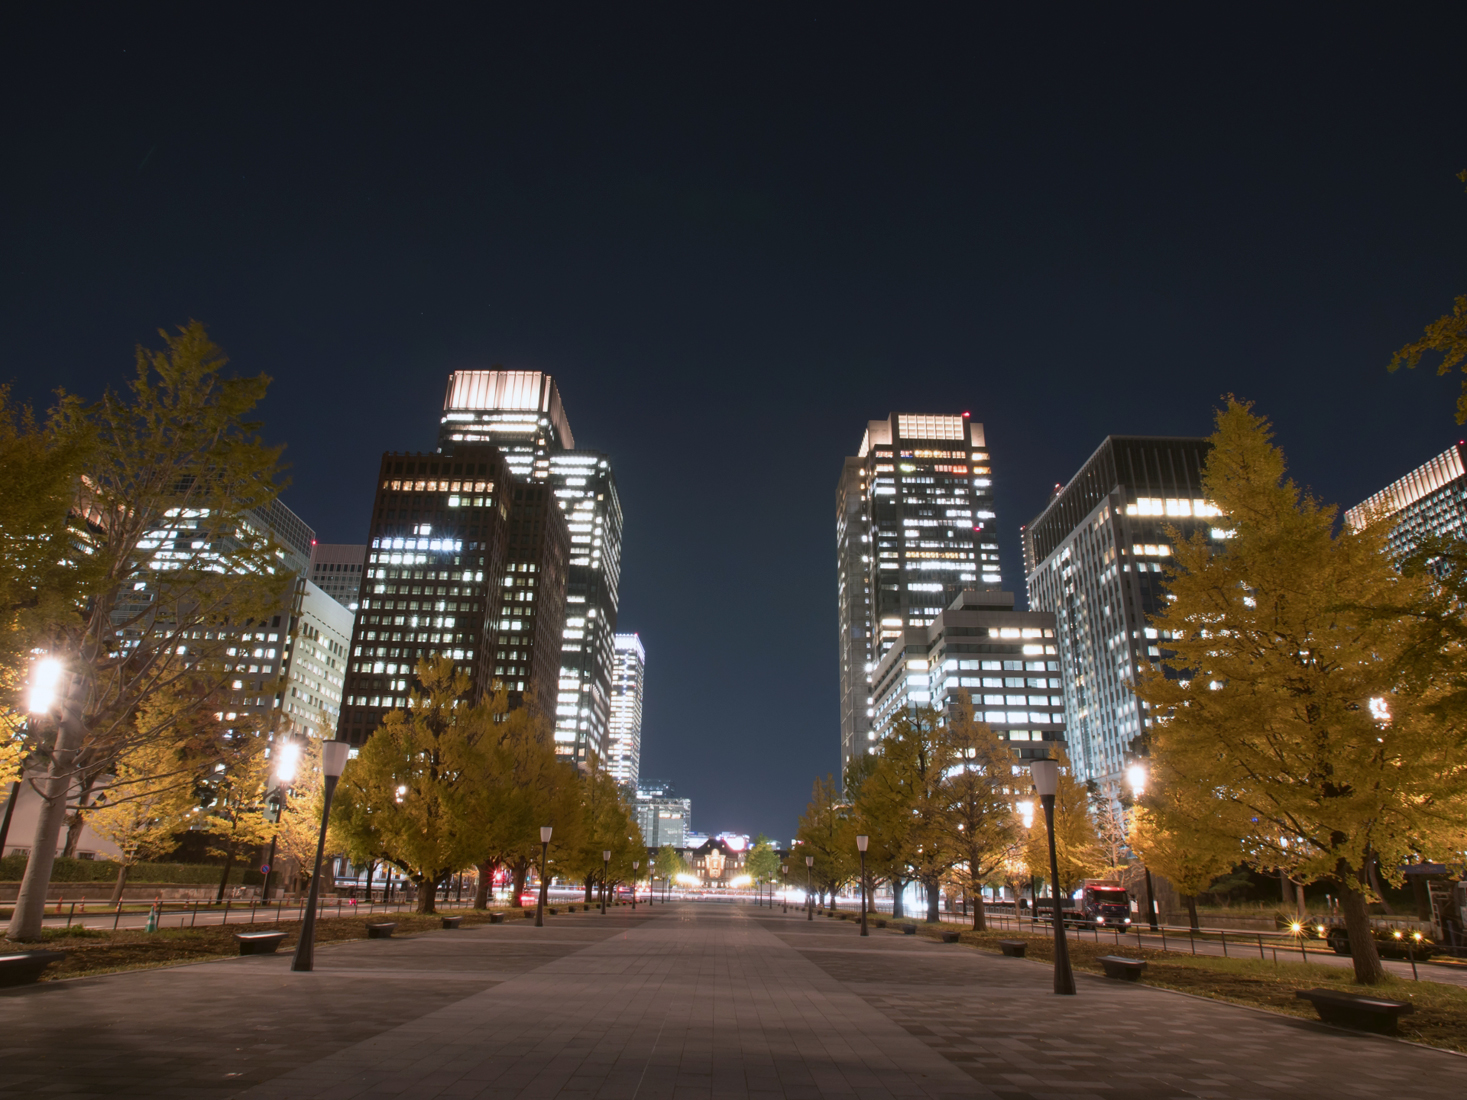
[{"x1": 4, "y1": 8, "x2": 1465, "y2": 840}]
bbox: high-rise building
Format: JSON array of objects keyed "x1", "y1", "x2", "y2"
[
  {"x1": 836, "y1": 413, "x2": 997, "y2": 775},
  {"x1": 309, "y1": 543, "x2": 367, "y2": 610},
  {"x1": 438, "y1": 369, "x2": 623, "y2": 765},
  {"x1": 276, "y1": 580, "x2": 354, "y2": 741},
  {"x1": 336, "y1": 446, "x2": 568, "y2": 745},
  {"x1": 608, "y1": 633, "x2": 645, "y2": 787},
  {"x1": 1344, "y1": 443, "x2": 1467, "y2": 554},
  {"x1": 869, "y1": 590, "x2": 1063, "y2": 761},
  {"x1": 634, "y1": 780, "x2": 690, "y2": 848},
  {"x1": 1022, "y1": 436, "x2": 1219, "y2": 788}
]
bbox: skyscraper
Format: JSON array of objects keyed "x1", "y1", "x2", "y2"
[
  {"x1": 836, "y1": 413, "x2": 997, "y2": 775},
  {"x1": 309, "y1": 543, "x2": 367, "y2": 610},
  {"x1": 608, "y1": 633, "x2": 645, "y2": 787},
  {"x1": 1022, "y1": 436, "x2": 1218, "y2": 789},
  {"x1": 634, "y1": 780, "x2": 690, "y2": 848},
  {"x1": 1344, "y1": 442, "x2": 1467, "y2": 554},
  {"x1": 438, "y1": 370, "x2": 623, "y2": 765},
  {"x1": 336, "y1": 445, "x2": 568, "y2": 745}
]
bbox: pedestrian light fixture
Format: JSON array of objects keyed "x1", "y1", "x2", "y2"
[
  {"x1": 804, "y1": 853, "x2": 815, "y2": 921},
  {"x1": 1125, "y1": 762, "x2": 1146, "y2": 799},
  {"x1": 601, "y1": 849, "x2": 611, "y2": 914},
  {"x1": 781, "y1": 863, "x2": 789, "y2": 913},
  {"x1": 274, "y1": 739, "x2": 301, "y2": 784},
  {"x1": 291, "y1": 740, "x2": 350, "y2": 972},
  {"x1": 632, "y1": 860, "x2": 640, "y2": 910},
  {"x1": 1028, "y1": 757, "x2": 1075, "y2": 995},
  {"x1": 536, "y1": 825, "x2": 553, "y2": 926},
  {"x1": 855, "y1": 834, "x2": 870, "y2": 937},
  {"x1": 27, "y1": 655, "x2": 64, "y2": 714}
]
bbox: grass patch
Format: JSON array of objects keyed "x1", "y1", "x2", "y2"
[
  {"x1": 940, "y1": 926, "x2": 1467, "y2": 1053},
  {"x1": 2, "y1": 908, "x2": 523, "y2": 981}
]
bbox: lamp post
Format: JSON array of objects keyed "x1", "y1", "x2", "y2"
[
  {"x1": 1029, "y1": 757, "x2": 1075, "y2": 995},
  {"x1": 262, "y1": 740, "x2": 302, "y2": 904},
  {"x1": 781, "y1": 864, "x2": 789, "y2": 913},
  {"x1": 855, "y1": 835, "x2": 870, "y2": 937},
  {"x1": 601, "y1": 849, "x2": 611, "y2": 913},
  {"x1": 1125, "y1": 762, "x2": 1159, "y2": 931},
  {"x1": 291, "y1": 740, "x2": 350, "y2": 972},
  {"x1": 632, "y1": 860, "x2": 639, "y2": 910},
  {"x1": 805, "y1": 854, "x2": 814, "y2": 921},
  {"x1": 536, "y1": 826, "x2": 552, "y2": 927}
]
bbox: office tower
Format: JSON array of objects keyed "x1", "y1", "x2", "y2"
[
  {"x1": 608, "y1": 633, "x2": 645, "y2": 786},
  {"x1": 869, "y1": 590, "x2": 1062, "y2": 761},
  {"x1": 336, "y1": 446, "x2": 568, "y2": 745},
  {"x1": 835, "y1": 412, "x2": 997, "y2": 776},
  {"x1": 1344, "y1": 443, "x2": 1467, "y2": 554},
  {"x1": 1022, "y1": 436, "x2": 1217, "y2": 789},
  {"x1": 438, "y1": 369, "x2": 624, "y2": 765},
  {"x1": 276, "y1": 580, "x2": 353, "y2": 740},
  {"x1": 634, "y1": 780, "x2": 691, "y2": 848},
  {"x1": 309, "y1": 543, "x2": 367, "y2": 610}
]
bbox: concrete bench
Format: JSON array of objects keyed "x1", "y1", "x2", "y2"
[
  {"x1": 938, "y1": 930, "x2": 961, "y2": 943},
  {"x1": 0, "y1": 950, "x2": 65, "y2": 987},
  {"x1": 488, "y1": 912, "x2": 505, "y2": 924},
  {"x1": 998, "y1": 939, "x2": 1027, "y2": 957},
  {"x1": 546, "y1": 907, "x2": 558, "y2": 916},
  {"x1": 1097, "y1": 955, "x2": 1147, "y2": 981},
  {"x1": 900, "y1": 924, "x2": 917, "y2": 935},
  {"x1": 1295, "y1": 988, "x2": 1415, "y2": 1034},
  {"x1": 874, "y1": 919, "x2": 887, "y2": 929},
  {"x1": 366, "y1": 922, "x2": 397, "y2": 939},
  {"x1": 441, "y1": 915, "x2": 463, "y2": 929},
  {"x1": 523, "y1": 909, "x2": 535, "y2": 919},
  {"x1": 234, "y1": 931, "x2": 287, "y2": 956}
]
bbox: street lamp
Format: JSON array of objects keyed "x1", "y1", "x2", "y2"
[
  {"x1": 855, "y1": 834, "x2": 870, "y2": 936},
  {"x1": 632, "y1": 860, "x2": 639, "y2": 910},
  {"x1": 781, "y1": 864, "x2": 789, "y2": 913},
  {"x1": 601, "y1": 849, "x2": 611, "y2": 914},
  {"x1": 536, "y1": 826, "x2": 552, "y2": 927},
  {"x1": 262, "y1": 739, "x2": 302, "y2": 904},
  {"x1": 1126, "y1": 763, "x2": 1159, "y2": 931},
  {"x1": 804, "y1": 854, "x2": 814, "y2": 921},
  {"x1": 290, "y1": 739, "x2": 350, "y2": 973},
  {"x1": 1029, "y1": 757, "x2": 1075, "y2": 995},
  {"x1": 27, "y1": 656, "x2": 64, "y2": 714}
]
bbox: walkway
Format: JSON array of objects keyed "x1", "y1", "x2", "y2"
[{"x1": 2, "y1": 902, "x2": 1462, "y2": 1098}]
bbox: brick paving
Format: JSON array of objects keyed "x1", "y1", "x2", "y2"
[{"x1": 1, "y1": 903, "x2": 1462, "y2": 1099}]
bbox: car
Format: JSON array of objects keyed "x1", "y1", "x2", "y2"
[
  {"x1": 1323, "y1": 922, "x2": 1435, "y2": 959},
  {"x1": 518, "y1": 892, "x2": 538, "y2": 908}
]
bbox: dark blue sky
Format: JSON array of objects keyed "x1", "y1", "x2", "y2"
[{"x1": 4, "y1": 7, "x2": 1465, "y2": 840}]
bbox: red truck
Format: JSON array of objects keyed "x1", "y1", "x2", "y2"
[{"x1": 1036, "y1": 879, "x2": 1134, "y2": 929}]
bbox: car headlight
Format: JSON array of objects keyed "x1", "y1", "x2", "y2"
[
  {"x1": 1096, "y1": 916, "x2": 1105, "y2": 924},
  {"x1": 1124, "y1": 918, "x2": 1132, "y2": 924}
]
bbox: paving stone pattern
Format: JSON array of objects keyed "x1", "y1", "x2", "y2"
[{"x1": 1, "y1": 903, "x2": 1462, "y2": 1099}]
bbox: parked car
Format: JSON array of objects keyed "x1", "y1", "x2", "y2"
[{"x1": 1323, "y1": 922, "x2": 1435, "y2": 959}]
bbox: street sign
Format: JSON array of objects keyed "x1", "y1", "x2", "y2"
[{"x1": 260, "y1": 864, "x2": 271, "y2": 874}]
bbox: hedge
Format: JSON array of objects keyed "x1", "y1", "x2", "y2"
[{"x1": 0, "y1": 854, "x2": 254, "y2": 885}]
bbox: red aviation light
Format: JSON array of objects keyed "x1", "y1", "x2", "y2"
[{"x1": 962, "y1": 411, "x2": 970, "y2": 417}]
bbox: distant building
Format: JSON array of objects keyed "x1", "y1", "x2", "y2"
[
  {"x1": 869, "y1": 590, "x2": 1063, "y2": 761},
  {"x1": 607, "y1": 634, "x2": 645, "y2": 787},
  {"x1": 635, "y1": 780, "x2": 690, "y2": 848},
  {"x1": 438, "y1": 370, "x2": 623, "y2": 766},
  {"x1": 309, "y1": 543, "x2": 367, "y2": 610},
  {"x1": 1022, "y1": 436, "x2": 1218, "y2": 788},
  {"x1": 684, "y1": 837, "x2": 747, "y2": 888},
  {"x1": 1345, "y1": 443, "x2": 1467, "y2": 555},
  {"x1": 836, "y1": 412, "x2": 1000, "y2": 776},
  {"x1": 276, "y1": 581, "x2": 354, "y2": 741}
]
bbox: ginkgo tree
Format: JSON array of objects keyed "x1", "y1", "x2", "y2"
[{"x1": 1133, "y1": 398, "x2": 1467, "y2": 984}]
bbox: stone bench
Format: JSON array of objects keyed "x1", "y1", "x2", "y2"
[
  {"x1": 488, "y1": 912, "x2": 505, "y2": 924},
  {"x1": 234, "y1": 931, "x2": 287, "y2": 956},
  {"x1": 900, "y1": 924, "x2": 917, "y2": 935},
  {"x1": 1295, "y1": 988, "x2": 1414, "y2": 1034},
  {"x1": 1097, "y1": 955, "x2": 1147, "y2": 981},
  {"x1": 0, "y1": 950, "x2": 65, "y2": 987},
  {"x1": 523, "y1": 909, "x2": 535, "y2": 919},
  {"x1": 441, "y1": 915, "x2": 463, "y2": 929},
  {"x1": 938, "y1": 930, "x2": 961, "y2": 943},
  {"x1": 546, "y1": 907, "x2": 558, "y2": 916},
  {"x1": 998, "y1": 939, "x2": 1027, "y2": 957},
  {"x1": 366, "y1": 922, "x2": 397, "y2": 939}
]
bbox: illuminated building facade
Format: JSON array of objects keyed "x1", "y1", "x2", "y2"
[
  {"x1": 608, "y1": 633, "x2": 645, "y2": 786},
  {"x1": 836, "y1": 413, "x2": 998, "y2": 774},
  {"x1": 1344, "y1": 442, "x2": 1467, "y2": 555},
  {"x1": 438, "y1": 370, "x2": 623, "y2": 764},
  {"x1": 634, "y1": 780, "x2": 689, "y2": 848},
  {"x1": 869, "y1": 590, "x2": 1063, "y2": 761},
  {"x1": 1022, "y1": 436, "x2": 1216, "y2": 787},
  {"x1": 309, "y1": 543, "x2": 367, "y2": 611},
  {"x1": 336, "y1": 445, "x2": 569, "y2": 744}
]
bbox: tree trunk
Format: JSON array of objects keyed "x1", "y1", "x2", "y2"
[
  {"x1": 891, "y1": 878, "x2": 905, "y2": 919},
  {"x1": 1185, "y1": 894, "x2": 1200, "y2": 931},
  {"x1": 584, "y1": 874, "x2": 595, "y2": 903},
  {"x1": 416, "y1": 878, "x2": 437, "y2": 914},
  {"x1": 1280, "y1": 867, "x2": 1291, "y2": 906},
  {"x1": 109, "y1": 862, "x2": 131, "y2": 906},
  {"x1": 925, "y1": 879, "x2": 940, "y2": 923},
  {"x1": 1337, "y1": 872, "x2": 1385, "y2": 985},
  {"x1": 972, "y1": 889, "x2": 987, "y2": 931},
  {"x1": 364, "y1": 860, "x2": 375, "y2": 902},
  {"x1": 1366, "y1": 856, "x2": 1395, "y2": 915},
  {"x1": 1295, "y1": 880, "x2": 1307, "y2": 920},
  {"x1": 473, "y1": 859, "x2": 493, "y2": 909},
  {"x1": 829, "y1": 890, "x2": 837, "y2": 912},
  {"x1": 215, "y1": 848, "x2": 235, "y2": 902},
  {"x1": 62, "y1": 775, "x2": 97, "y2": 859},
  {"x1": 510, "y1": 862, "x2": 528, "y2": 906}
]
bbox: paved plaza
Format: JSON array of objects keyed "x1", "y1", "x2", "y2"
[{"x1": 2, "y1": 902, "x2": 1463, "y2": 1099}]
